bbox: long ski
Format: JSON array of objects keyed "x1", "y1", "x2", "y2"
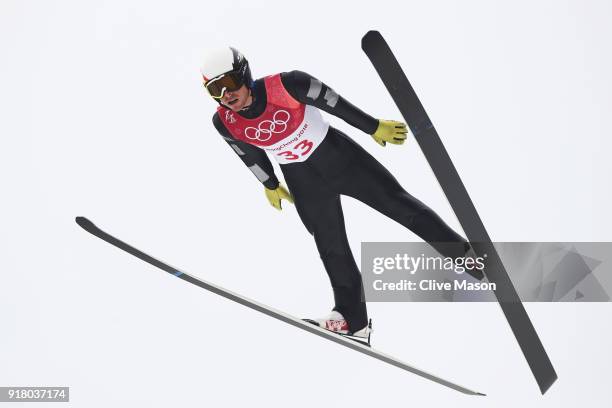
[
  {"x1": 361, "y1": 31, "x2": 557, "y2": 394},
  {"x1": 75, "y1": 216, "x2": 484, "y2": 396}
]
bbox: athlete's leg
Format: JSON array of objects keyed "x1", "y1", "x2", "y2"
[
  {"x1": 281, "y1": 164, "x2": 369, "y2": 331},
  {"x1": 330, "y1": 130, "x2": 471, "y2": 260}
]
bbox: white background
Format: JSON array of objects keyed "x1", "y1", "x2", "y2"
[{"x1": 1, "y1": 0, "x2": 611, "y2": 406}]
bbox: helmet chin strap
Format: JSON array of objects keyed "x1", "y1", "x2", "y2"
[{"x1": 240, "y1": 87, "x2": 254, "y2": 111}]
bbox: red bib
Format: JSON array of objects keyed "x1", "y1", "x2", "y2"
[{"x1": 218, "y1": 74, "x2": 329, "y2": 164}]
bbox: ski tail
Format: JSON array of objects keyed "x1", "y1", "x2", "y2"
[
  {"x1": 75, "y1": 216, "x2": 485, "y2": 396},
  {"x1": 360, "y1": 31, "x2": 557, "y2": 394}
]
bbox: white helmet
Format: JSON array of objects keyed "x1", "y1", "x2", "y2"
[{"x1": 200, "y1": 47, "x2": 252, "y2": 99}]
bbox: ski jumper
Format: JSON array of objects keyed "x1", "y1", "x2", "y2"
[{"x1": 212, "y1": 71, "x2": 469, "y2": 331}]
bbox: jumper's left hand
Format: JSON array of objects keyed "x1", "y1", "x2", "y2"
[{"x1": 371, "y1": 119, "x2": 408, "y2": 147}]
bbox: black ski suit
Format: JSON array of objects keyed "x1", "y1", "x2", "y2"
[{"x1": 212, "y1": 71, "x2": 470, "y2": 331}]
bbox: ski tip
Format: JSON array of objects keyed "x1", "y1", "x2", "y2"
[
  {"x1": 475, "y1": 392, "x2": 486, "y2": 396},
  {"x1": 361, "y1": 30, "x2": 383, "y2": 50},
  {"x1": 75, "y1": 216, "x2": 96, "y2": 232}
]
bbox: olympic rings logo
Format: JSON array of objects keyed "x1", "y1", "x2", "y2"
[{"x1": 244, "y1": 110, "x2": 291, "y2": 141}]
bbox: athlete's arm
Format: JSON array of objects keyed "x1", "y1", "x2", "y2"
[
  {"x1": 212, "y1": 113, "x2": 280, "y2": 189},
  {"x1": 280, "y1": 70, "x2": 379, "y2": 134}
]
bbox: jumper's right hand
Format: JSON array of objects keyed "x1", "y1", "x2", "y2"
[
  {"x1": 264, "y1": 184, "x2": 294, "y2": 211},
  {"x1": 371, "y1": 119, "x2": 408, "y2": 147}
]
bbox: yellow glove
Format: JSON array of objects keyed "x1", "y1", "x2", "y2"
[
  {"x1": 264, "y1": 184, "x2": 294, "y2": 211},
  {"x1": 371, "y1": 119, "x2": 408, "y2": 147}
]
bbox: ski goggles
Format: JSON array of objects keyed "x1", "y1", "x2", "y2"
[{"x1": 203, "y1": 71, "x2": 244, "y2": 99}]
